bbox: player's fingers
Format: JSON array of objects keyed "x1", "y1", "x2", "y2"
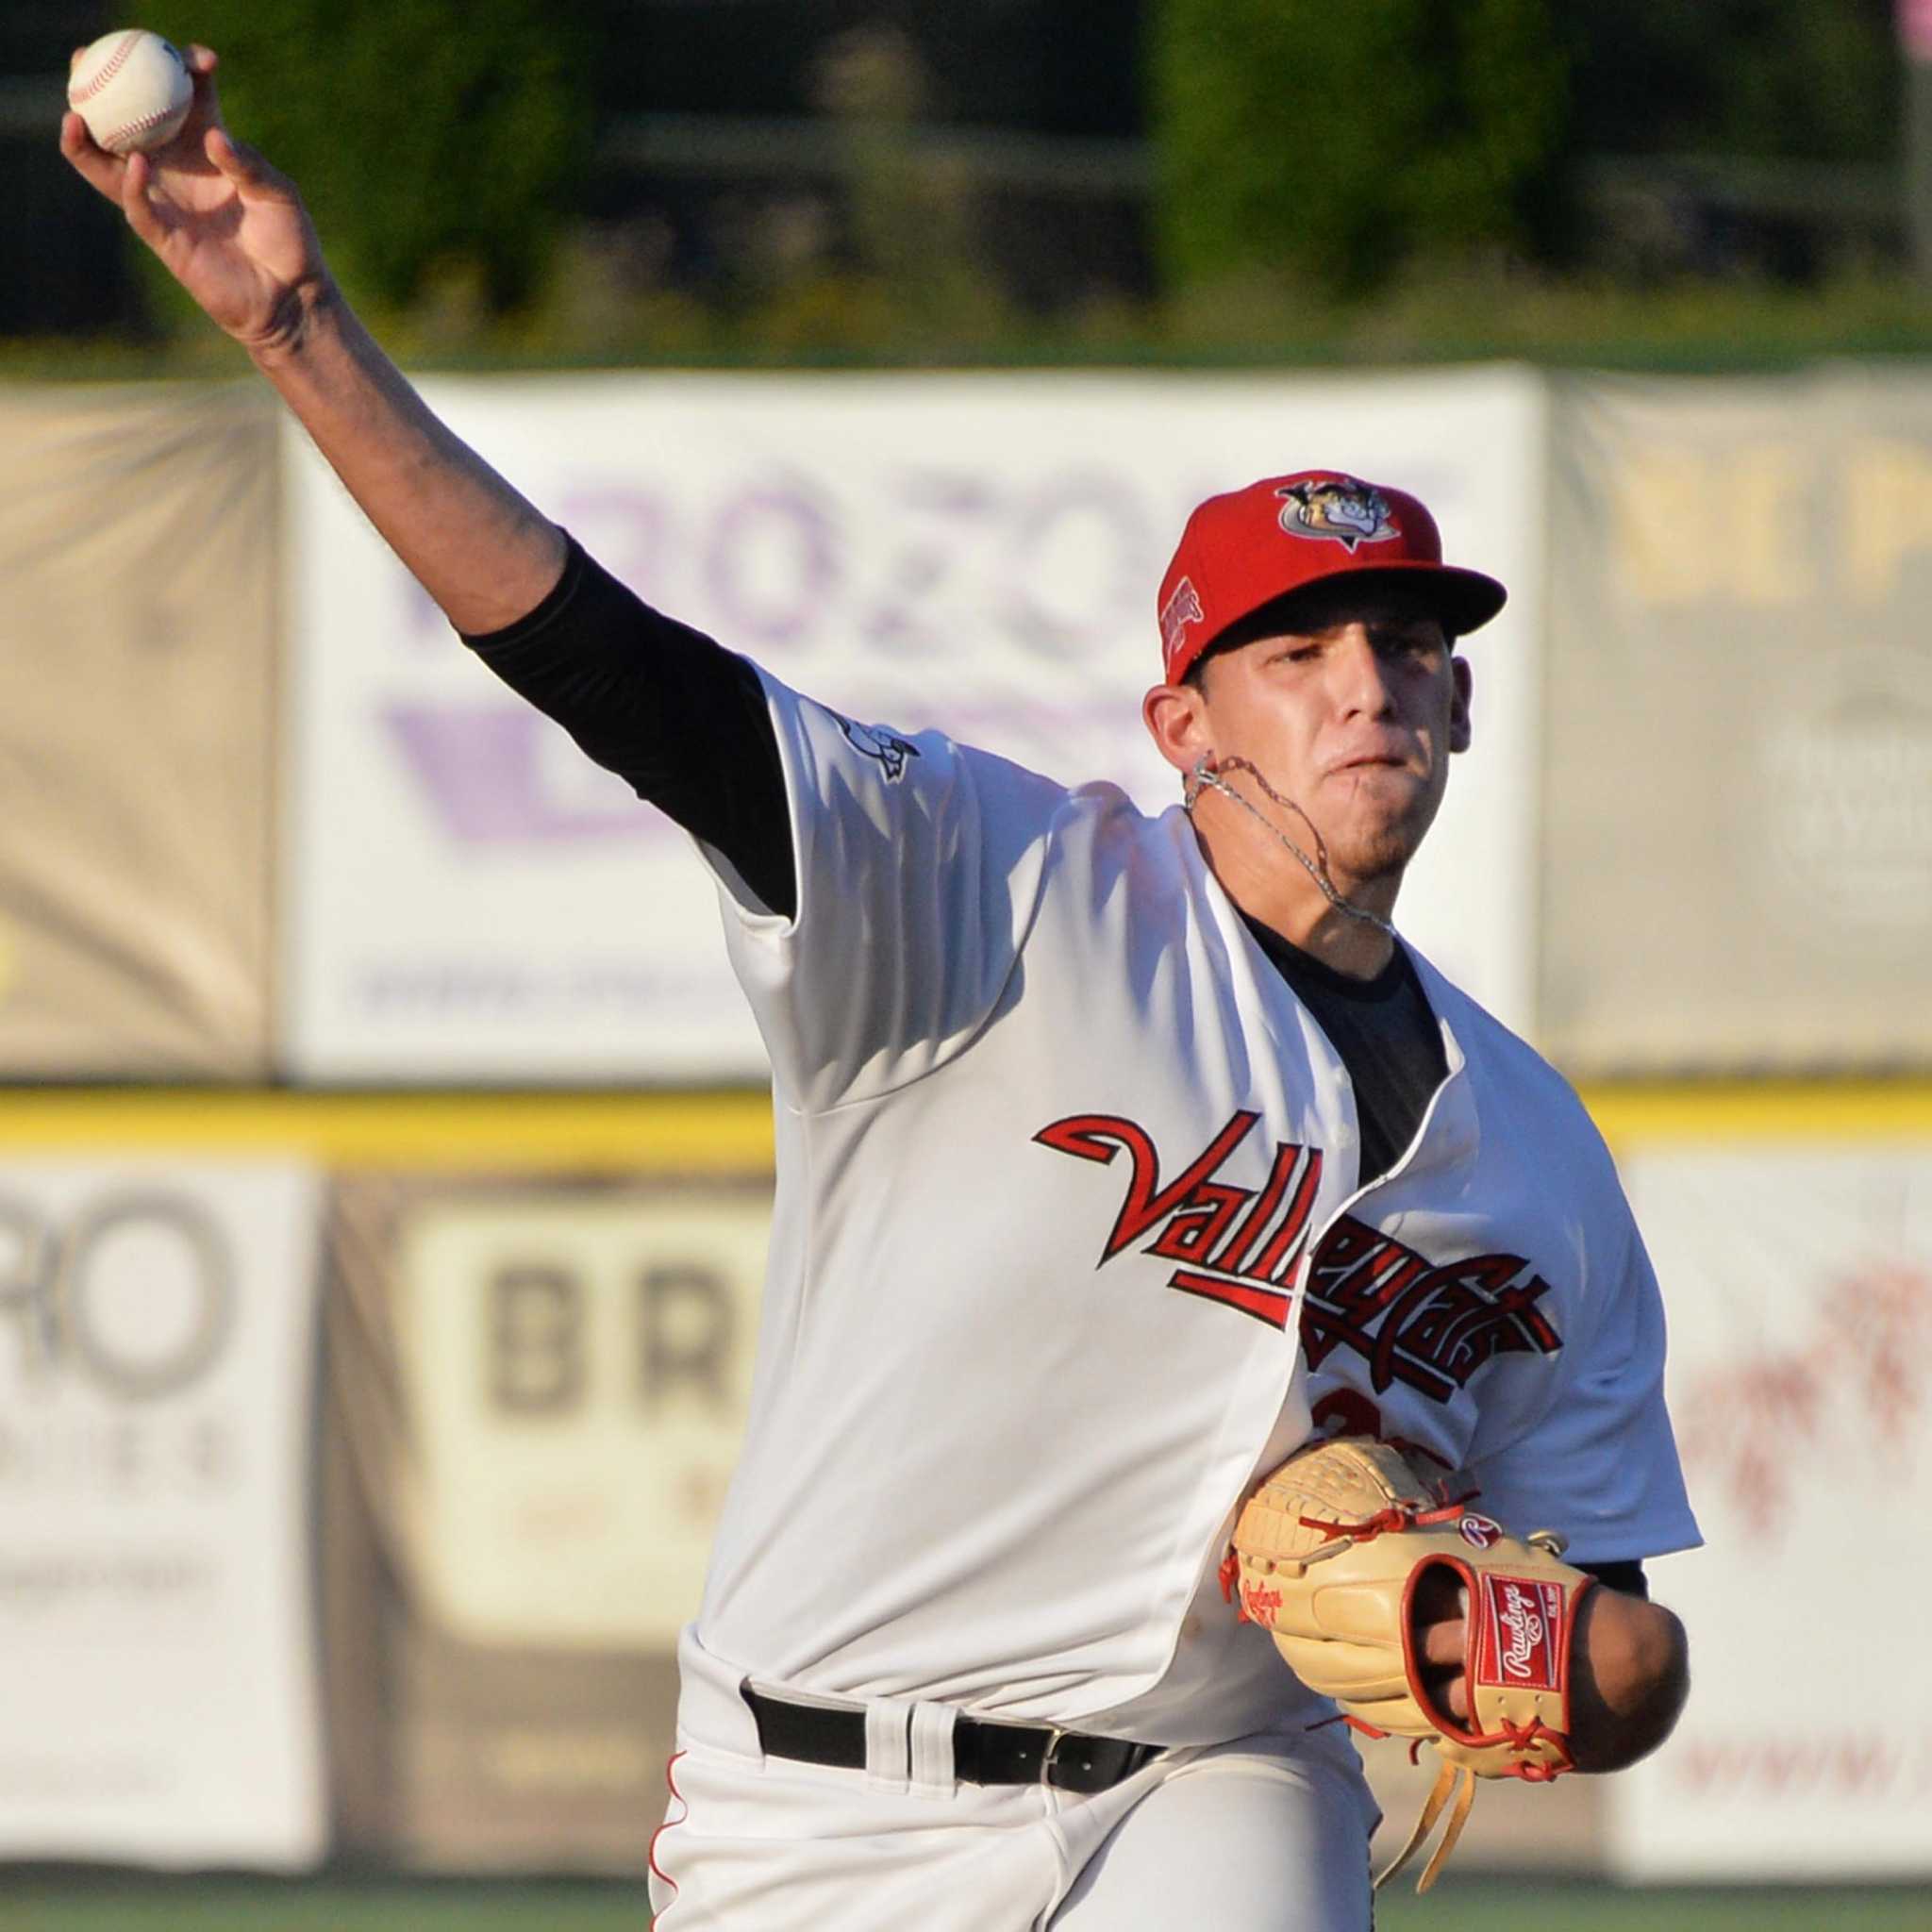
[
  {"x1": 119, "y1": 150, "x2": 171, "y2": 250},
  {"x1": 61, "y1": 110, "x2": 126, "y2": 198},
  {"x1": 207, "y1": 125, "x2": 296, "y2": 199},
  {"x1": 169, "y1": 43, "x2": 227, "y2": 148},
  {"x1": 1417, "y1": 1617, "x2": 1466, "y2": 1668}
]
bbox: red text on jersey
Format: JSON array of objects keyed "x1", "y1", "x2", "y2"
[
  {"x1": 1034, "y1": 1111, "x2": 1565, "y2": 1402},
  {"x1": 1033, "y1": 1109, "x2": 1323, "y2": 1330}
]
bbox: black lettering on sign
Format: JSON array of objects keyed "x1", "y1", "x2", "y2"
[
  {"x1": 0, "y1": 1191, "x2": 233, "y2": 1399},
  {"x1": 0, "y1": 1195, "x2": 56, "y2": 1383},
  {"x1": 489, "y1": 1265, "x2": 583, "y2": 1416},
  {"x1": 63, "y1": 1195, "x2": 233, "y2": 1401},
  {"x1": 638, "y1": 1264, "x2": 733, "y2": 1413}
]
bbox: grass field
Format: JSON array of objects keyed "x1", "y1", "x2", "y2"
[{"x1": 1, "y1": 1876, "x2": 1928, "y2": 1930}]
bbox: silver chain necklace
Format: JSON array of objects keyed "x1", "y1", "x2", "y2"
[{"x1": 1183, "y1": 754, "x2": 1397, "y2": 940}]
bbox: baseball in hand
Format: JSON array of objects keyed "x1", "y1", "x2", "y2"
[{"x1": 68, "y1": 30, "x2": 193, "y2": 155}]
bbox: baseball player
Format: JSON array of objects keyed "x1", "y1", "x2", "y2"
[{"x1": 67, "y1": 51, "x2": 1699, "y2": 1931}]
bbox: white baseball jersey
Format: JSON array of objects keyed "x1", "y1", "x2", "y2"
[{"x1": 687, "y1": 669, "x2": 1700, "y2": 1749}]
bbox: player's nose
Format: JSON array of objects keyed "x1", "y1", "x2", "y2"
[{"x1": 1328, "y1": 626, "x2": 1397, "y2": 718}]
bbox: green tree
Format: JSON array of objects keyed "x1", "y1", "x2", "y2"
[
  {"x1": 1150, "y1": 0, "x2": 1569, "y2": 294},
  {"x1": 1565, "y1": 0, "x2": 1899, "y2": 164},
  {"x1": 135, "y1": 0, "x2": 592, "y2": 314}
]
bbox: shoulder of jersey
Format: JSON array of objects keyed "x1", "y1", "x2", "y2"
[{"x1": 1408, "y1": 955, "x2": 1614, "y2": 1161}]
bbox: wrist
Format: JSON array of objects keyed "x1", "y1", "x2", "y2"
[
  {"x1": 1568, "y1": 1589, "x2": 1689, "y2": 1773},
  {"x1": 242, "y1": 272, "x2": 344, "y2": 369}
]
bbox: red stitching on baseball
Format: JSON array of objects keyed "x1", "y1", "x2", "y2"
[
  {"x1": 102, "y1": 104, "x2": 182, "y2": 148},
  {"x1": 71, "y1": 32, "x2": 142, "y2": 105}
]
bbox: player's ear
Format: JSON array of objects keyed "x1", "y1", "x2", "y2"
[
  {"x1": 1142, "y1": 680, "x2": 1212, "y2": 776},
  {"x1": 1449, "y1": 653, "x2": 1473, "y2": 755}
]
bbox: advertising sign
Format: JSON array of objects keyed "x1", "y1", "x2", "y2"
[
  {"x1": 394, "y1": 1181, "x2": 771, "y2": 1647},
  {"x1": 0, "y1": 1161, "x2": 326, "y2": 1868},
  {"x1": 322, "y1": 1173, "x2": 771, "y2": 1869},
  {"x1": 285, "y1": 370, "x2": 1544, "y2": 1081},
  {"x1": 1543, "y1": 372, "x2": 1932, "y2": 1074},
  {"x1": 1606, "y1": 1143, "x2": 1932, "y2": 1878}
]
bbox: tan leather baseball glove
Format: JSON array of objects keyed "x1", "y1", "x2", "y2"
[{"x1": 1224, "y1": 1435, "x2": 1594, "y2": 1892}]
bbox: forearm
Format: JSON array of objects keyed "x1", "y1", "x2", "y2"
[
  {"x1": 1567, "y1": 1586, "x2": 1689, "y2": 1773},
  {"x1": 252, "y1": 277, "x2": 566, "y2": 634}
]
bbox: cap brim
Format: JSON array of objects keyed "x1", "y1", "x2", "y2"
[{"x1": 1317, "y1": 561, "x2": 1508, "y2": 637}]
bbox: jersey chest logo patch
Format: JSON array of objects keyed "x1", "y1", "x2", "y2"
[
  {"x1": 1034, "y1": 1111, "x2": 1565, "y2": 1396},
  {"x1": 836, "y1": 715, "x2": 920, "y2": 781}
]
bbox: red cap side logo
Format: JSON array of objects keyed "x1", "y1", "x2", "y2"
[
  {"x1": 1275, "y1": 477, "x2": 1400, "y2": 552},
  {"x1": 1159, "y1": 575, "x2": 1206, "y2": 661}
]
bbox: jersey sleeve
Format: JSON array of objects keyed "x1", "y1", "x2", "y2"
[
  {"x1": 1461, "y1": 1190, "x2": 1702, "y2": 1568},
  {"x1": 700, "y1": 666, "x2": 1069, "y2": 1111}
]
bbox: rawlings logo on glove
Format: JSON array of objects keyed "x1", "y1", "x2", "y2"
[{"x1": 1224, "y1": 1436, "x2": 1594, "y2": 1892}]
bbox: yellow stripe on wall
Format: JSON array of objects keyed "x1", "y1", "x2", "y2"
[
  {"x1": 0, "y1": 1083, "x2": 1925, "y2": 1173},
  {"x1": 1580, "y1": 1082, "x2": 1932, "y2": 1145},
  {"x1": 0, "y1": 1089, "x2": 776, "y2": 1172}
]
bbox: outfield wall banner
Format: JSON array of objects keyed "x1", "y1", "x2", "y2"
[
  {"x1": 285, "y1": 370, "x2": 1544, "y2": 1082},
  {"x1": 1605, "y1": 1143, "x2": 1932, "y2": 1879},
  {"x1": 324, "y1": 1173, "x2": 771, "y2": 1869},
  {"x1": 0, "y1": 385, "x2": 276, "y2": 1078},
  {"x1": 0, "y1": 1160, "x2": 326, "y2": 1868},
  {"x1": 1544, "y1": 371, "x2": 1932, "y2": 1074}
]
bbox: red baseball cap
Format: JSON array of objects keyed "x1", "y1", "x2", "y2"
[{"x1": 1156, "y1": 471, "x2": 1507, "y2": 685}]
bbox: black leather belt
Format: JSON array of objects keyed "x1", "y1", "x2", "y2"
[{"x1": 741, "y1": 1684, "x2": 1164, "y2": 1795}]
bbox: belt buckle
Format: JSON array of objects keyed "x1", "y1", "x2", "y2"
[{"x1": 1036, "y1": 1725, "x2": 1073, "y2": 1790}]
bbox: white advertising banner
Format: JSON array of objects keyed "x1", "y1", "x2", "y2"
[
  {"x1": 285, "y1": 369, "x2": 1545, "y2": 1081},
  {"x1": 0, "y1": 1162, "x2": 326, "y2": 1868},
  {"x1": 1606, "y1": 1144, "x2": 1932, "y2": 1879}
]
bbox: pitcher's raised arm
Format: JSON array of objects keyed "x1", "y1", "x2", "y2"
[{"x1": 62, "y1": 42, "x2": 565, "y2": 634}]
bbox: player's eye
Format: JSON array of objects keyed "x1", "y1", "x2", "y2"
[{"x1": 1376, "y1": 626, "x2": 1439, "y2": 660}]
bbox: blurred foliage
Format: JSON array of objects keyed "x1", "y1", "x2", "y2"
[
  {"x1": 17, "y1": 0, "x2": 1928, "y2": 362},
  {"x1": 1148, "y1": 0, "x2": 1569, "y2": 295},
  {"x1": 800, "y1": 26, "x2": 1013, "y2": 343},
  {"x1": 13, "y1": 259, "x2": 1932, "y2": 381},
  {"x1": 130, "y1": 0, "x2": 592, "y2": 314},
  {"x1": 1565, "y1": 0, "x2": 1900, "y2": 164}
]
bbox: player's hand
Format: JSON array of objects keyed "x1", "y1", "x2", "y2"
[
  {"x1": 60, "y1": 44, "x2": 328, "y2": 354},
  {"x1": 1411, "y1": 1567, "x2": 1469, "y2": 1722}
]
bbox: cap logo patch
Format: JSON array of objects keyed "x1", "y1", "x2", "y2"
[
  {"x1": 1275, "y1": 477, "x2": 1399, "y2": 552},
  {"x1": 1159, "y1": 575, "x2": 1206, "y2": 658}
]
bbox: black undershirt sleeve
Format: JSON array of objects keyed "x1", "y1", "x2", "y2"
[
  {"x1": 1576, "y1": 1560, "x2": 1649, "y2": 1598},
  {"x1": 458, "y1": 534, "x2": 798, "y2": 919}
]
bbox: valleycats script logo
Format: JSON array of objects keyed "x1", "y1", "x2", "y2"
[{"x1": 1034, "y1": 1109, "x2": 1563, "y2": 1403}]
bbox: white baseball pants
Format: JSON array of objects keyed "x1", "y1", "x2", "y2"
[{"x1": 647, "y1": 1629, "x2": 1377, "y2": 1931}]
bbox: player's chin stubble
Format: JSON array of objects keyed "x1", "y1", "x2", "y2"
[{"x1": 1311, "y1": 767, "x2": 1438, "y2": 884}]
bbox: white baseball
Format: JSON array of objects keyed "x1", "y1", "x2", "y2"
[{"x1": 68, "y1": 30, "x2": 193, "y2": 156}]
